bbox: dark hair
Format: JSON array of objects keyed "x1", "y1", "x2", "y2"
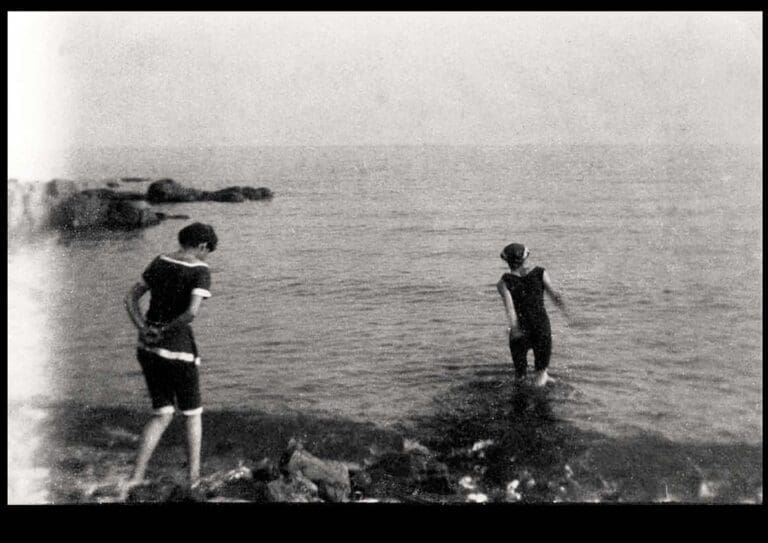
[
  {"x1": 178, "y1": 222, "x2": 218, "y2": 252},
  {"x1": 501, "y1": 243, "x2": 527, "y2": 268}
]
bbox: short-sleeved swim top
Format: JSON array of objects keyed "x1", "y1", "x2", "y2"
[
  {"x1": 501, "y1": 266, "x2": 550, "y2": 334},
  {"x1": 142, "y1": 255, "x2": 211, "y2": 324},
  {"x1": 138, "y1": 255, "x2": 212, "y2": 364}
]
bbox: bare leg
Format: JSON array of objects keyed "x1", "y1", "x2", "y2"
[
  {"x1": 120, "y1": 412, "x2": 174, "y2": 499},
  {"x1": 184, "y1": 413, "x2": 202, "y2": 488}
]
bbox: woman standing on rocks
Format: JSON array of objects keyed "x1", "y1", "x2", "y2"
[
  {"x1": 497, "y1": 243, "x2": 571, "y2": 387},
  {"x1": 122, "y1": 222, "x2": 218, "y2": 500}
]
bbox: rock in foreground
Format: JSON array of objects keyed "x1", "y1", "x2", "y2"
[{"x1": 281, "y1": 439, "x2": 352, "y2": 502}]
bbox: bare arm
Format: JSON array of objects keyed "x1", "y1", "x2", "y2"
[
  {"x1": 124, "y1": 282, "x2": 150, "y2": 331},
  {"x1": 497, "y1": 279, "x2": 523, "y2": 337},
  {"x1": 125, "y1": 282, "x2": 167, "y2": 344},
  {"x1": 542, "y1": 270, "x2": 572, "y2": 324},
  {"x1": 126, "y1": 283, "x2": 206, "y2": 345}
]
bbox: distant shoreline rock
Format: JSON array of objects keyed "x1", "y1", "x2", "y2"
[
  {"x1": 49, "y1": 193, "x2": 162, "y2": 231},
  {"x1": 120, "y1": 177, "x2": 152, "y2": 183},
  {"x1": 146, "y1": 178, "x2": 274, "y2": 204},
  {"x1": 7, "y1": 177, "x2": 274, "y2": 237}
]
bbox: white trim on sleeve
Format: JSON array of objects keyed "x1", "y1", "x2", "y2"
[{"x1": 191, "y1": 288, "x2": 211, "y2": 298}]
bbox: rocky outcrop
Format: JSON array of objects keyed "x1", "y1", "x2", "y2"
[
  {"x1": 264, "y1": 473, "x2": 323, "y2": 503},
  {"x1": 49, "y1": 190, "x2": 111, "y2": 230},
  {"x1": 146, "y1": 178, "x2": 205, "y2": 203},
  {"x1": 368, "y1": 447, "x2": 454, "y2": 495},
  {"x1": 49, "y1": 190, "x2": 162, "y2": 231},
  {"x1": 8, "y1": 178, "x2": 111, "y2": 237},
  {"x1": 208, "y1": 187, "x2": 246, "y2": 203},
  {"x1": 103, "y1": 199, "x2": 163, "y2": 230},
  {"x1": 109, "y1": 438, "x2": 419, "y2": 503},
  {"x1": 146, "y1": 178, "x2": 274, "y2": 203},
  {"x1": 8, "y1": 177, "x2": 274, "y2": 238},
  {"x1": 280, "y1": 439, "x2": 352, "y2": 502},
  {"x1": 237, "y1": 186, "x2": 273, "y2": 200}
]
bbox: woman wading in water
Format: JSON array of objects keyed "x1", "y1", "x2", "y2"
[{"x1": 497, "y1": 243, "x2": 571, "y2": 387}]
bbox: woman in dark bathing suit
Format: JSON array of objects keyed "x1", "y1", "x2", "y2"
[{"x1": 497, "y1": 243, "x2": 571, "y2": 387}]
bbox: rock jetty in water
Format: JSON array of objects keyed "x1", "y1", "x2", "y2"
[
  {"x1": 49, "y1": 190, "x2": 162, "y2": 231},
  {"x1": 146, "y1": 178, "x2": 274, "y2": 203},
  {"x1": 7, "y1": 177, "x2": 274, "y2": 237}
]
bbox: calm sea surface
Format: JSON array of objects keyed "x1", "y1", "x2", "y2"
[{"x1": 9, "y1": 145, "x2": 762, "y2": 446}]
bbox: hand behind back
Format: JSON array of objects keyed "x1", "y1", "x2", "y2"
[{"x1": 140, "y1": 326, "x2": 164, "y2": 345}]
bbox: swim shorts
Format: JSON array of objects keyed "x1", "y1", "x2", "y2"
[
  {"x1": 508, "y1": 329, "x2": 552, "y2": 378},
  {"x1": 137, "y1": 349, "x2": 202, "y2": 416}
]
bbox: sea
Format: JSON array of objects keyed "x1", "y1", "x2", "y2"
[{"x1": 7, "y1": 144, "x2": 762, "y2": 503}]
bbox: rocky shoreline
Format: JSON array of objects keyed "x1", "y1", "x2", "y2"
[{"x1": 31, "y1": 377, "x2": 763, "y2": 504}]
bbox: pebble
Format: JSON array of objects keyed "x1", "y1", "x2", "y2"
[
  {"x1": 505, "y1": 482, "x2": 522, "y2": 502},
  {"x1": 471, "y1": 440, "x2": 494, "y2": 452},
  {"x1": 403, "y1": 439, "x2": 431, "y2": 455},
  {"x1": 698, "y1": 481, "x2": 716, "y2": 500},
  {"x1": 467, "y1": 493, "x2": 489, "y2": 503},
  {"x1": 459, "y1": 476, "x2": 477, "y2": 491}
]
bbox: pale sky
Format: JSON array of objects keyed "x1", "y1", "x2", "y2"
[{"x1": 7, "y1": 11, "x2": 763, "y2": 178}]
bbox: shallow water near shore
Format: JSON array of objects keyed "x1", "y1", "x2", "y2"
[{"x1": 7, "y1": 144, "x2": 762, "y2": 503}]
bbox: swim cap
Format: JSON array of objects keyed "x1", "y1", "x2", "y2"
[{"x1": 501, "y1": 243, "x2": 529, "y2": 265}]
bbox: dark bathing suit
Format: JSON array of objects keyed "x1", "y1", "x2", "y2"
[
  {"x1": 501, "y1": 266, "x2": 552, "y2": 378},
  {"x1": 137, "y1": 255, "x2": 212, "y2": 415}
]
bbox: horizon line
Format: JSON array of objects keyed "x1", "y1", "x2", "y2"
[{"x1": 67, "y1": 141, "x2": 763, "y2": 150}]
